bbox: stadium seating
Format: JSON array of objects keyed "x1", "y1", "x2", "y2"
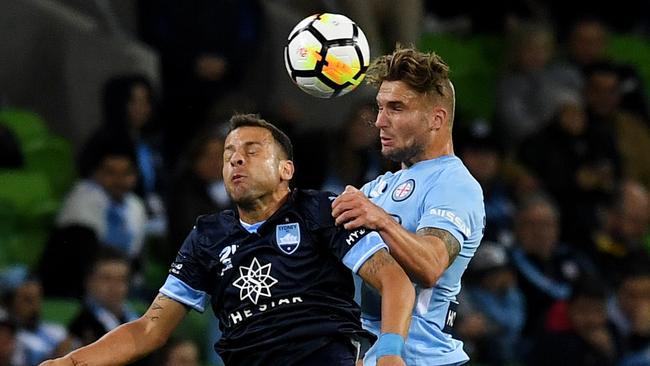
[
  {"x1": 418, "y1": 33, "x2": 503, "y2": 123},
  {"x1": 608, "y1": 34, "x2": 650, "y2": 96},
  {"x1": 0, "y1": 170, "x2": 58, "y2": 268}
]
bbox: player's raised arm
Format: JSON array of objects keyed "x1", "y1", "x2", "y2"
[
  {"x1": 332, "y1": 185, "x2": 460, "y2": 287},
  {"x1": 39, "y1": 293, "x2": 188, "y2": 366},
  {"x1": 358, "y1": 249, "x2": 415, "y2": 365}
]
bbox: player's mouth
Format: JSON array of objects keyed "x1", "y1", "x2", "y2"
[
  {"x1": 380, "y1": 136, "x2": 393, "y2": 146},
  {"x1": 231, "y1": 174, "x2": 246, "y2": 183}
]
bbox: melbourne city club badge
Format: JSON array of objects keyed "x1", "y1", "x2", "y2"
[{"x1": 392, "y1": 179, "x2": 415, "y2": 201}]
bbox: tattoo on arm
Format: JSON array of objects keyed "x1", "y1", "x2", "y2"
[
  {"x1": 70, "y1": 357, "x2": 88, "y2": 366},
  {"x1": 145, "y1": 294, "x2": 172, "y2": 322},
  {"x1": 417, "y1": 227, "x2": 461, "y2": 265},
  {"x1": 361, "y1": 249, "x2": 398, "y2": 278}
]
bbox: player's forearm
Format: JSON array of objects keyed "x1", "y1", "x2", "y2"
[
  {"x1": 48, "y1": 318, "x2": 164, "y2": 366},
  {"x1": 377, "y1": 217, "x2": 448, "y2": 287},
  {"x1": 378, "y1": 264, "x2": 415, "y2": 338}
]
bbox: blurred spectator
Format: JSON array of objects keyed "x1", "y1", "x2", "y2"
[
  {"x1": 79, "y1": 74, "x2": 166, "y2": 237},
  {"x1": 65, "y1": 247, "x2": 152, "y2": 366},
  {"x1": 423, "y1": 1, "x2": 547, "y2": 34},
  {"x1": 495, "y1": 22, "x2": 565, "y2": 147},
  {"x1": 337, "y1": 0, "x2": 423, "y2": 56},
  {"x1": 509, "y1": 192, "x2": 599, "y2": 337},
  {"x1": 138, "y1": 0, "x2": 263, "y2": 168},
  {"x1": 583, "y1": 63, "x2": 650, "y2": 190},
  {"x1": 550, "y1": 18, "x2": 650, "y2": 121},
  {"x1": 156, "y1": 338, "x2": 200, "y2": 366},
  {"x1": 0, "y1": 309, "x2": 17, "y2": 366},
  {"x1": 56, "y1": 135, "x2": 147, "y2": 260},
  {"x1": 39, "y1": 136, "x2": 147, "y2": 298},
  {"x1": 527, "y1": 277, "x2": 622, "y2": 366},
  {"x1": 607, "y1": 259, "x2": 650, "y2": 357},
  {"x1": 591, "y1": 180, "x2": 650, "y2": 287},
  {"x1": 67, "y1": 247, "x2": 137, "y2": 346},
  {"x1": 518, "y1": 90, "x2": 621, "y2": 246},
  {"x1": 321, "y1": 101, "x2": 385, "y2": 194},
  {"x1": 38, "y1": 225, "x2": 99, "y2": 299},
  {"x1": 166, "y1": 125, "x2": 230, "y2": 262},
  {"x1": 1, "y1": 273, "x2": 68, "y2": 366},
  {"x1": 456, "y1": 242, "x2": 525, "y2": 365},
  {"x1": 0, "y1": 124, "x2": 23, "y2": 169},
  {"x1": 457, "y1": 121, "x2": 515, "y2": 244}
]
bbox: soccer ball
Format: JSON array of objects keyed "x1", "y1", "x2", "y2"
[{"x1": 284, "y1": 13, "x2": 370, "y2": 98}]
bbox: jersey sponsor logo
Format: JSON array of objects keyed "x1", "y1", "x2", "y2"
[
  {"x1": 219, "y1": 244, "x2": 238, "y2": 276},
  {"x1": 170, "y1": 263, "x2": 183, "y2": 275},
  {"x1": 392, "y1": 179, "x2": 415, "y2": 201},
  {"x1": 345, "y1": 228, "x2": 367, "y2": 246},
  {"x1": 227, "y1": 296, "x2": 304, "y2": 326},
  {"x1": 232, "y1": 257, "x2": 278, "y2": 304},
  {"x1": 276, "y1": 223, "x2": 301, "y2": 255},
  {"x1": 428, "y1": 208, "x2": 471, "y2": 237}
]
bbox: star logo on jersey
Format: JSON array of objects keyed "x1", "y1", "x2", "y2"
[
  {"x1": 392, "y1": 179, "x2": 415, "y2": 201},
  {"x1": 232, "y1": 257, "x2": 278, "y2": 304}
]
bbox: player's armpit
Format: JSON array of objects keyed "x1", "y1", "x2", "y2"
[{"x1": 416, "y1": 227, "x2": 460, "y2": 267}]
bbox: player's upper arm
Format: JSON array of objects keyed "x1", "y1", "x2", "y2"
[
  {"x1": 136, "y1": 293, "x2": 189, "y2": 347},
  {"x1": 417, "y1": 227, "x2": 461, "y2": 268},
  {"x1": 357, "y1": 249, "x2": 406, "y2": 291}
]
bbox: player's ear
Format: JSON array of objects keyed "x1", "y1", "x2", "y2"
[
  {"x1": 279, "y1": 159, "x2": 294, "y2": 181},
  {"x1": 430, "y1": 106, "x2": 447, "y2": 131}
]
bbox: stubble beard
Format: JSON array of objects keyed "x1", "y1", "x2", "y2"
[{"x1": 383, "y1": 143, "x2": 425, "y2": 166}]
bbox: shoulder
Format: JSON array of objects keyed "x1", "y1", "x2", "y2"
[
  {"x1": 428, "y1": 157, "x2": 484, "y2": 200},
  {"x1": 194, "y1": 210, "x2": 237, "y2": 234},
  {"x1": 292, "y1": 189, "x2": 337, "y2": 230},
  {"x1": 65, "y1": 180, "x2": 107, "y2": 203}
]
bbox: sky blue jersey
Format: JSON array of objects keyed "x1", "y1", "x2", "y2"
[{"x1": 360, "y1": 155, "x2": 485, "y2": 366}]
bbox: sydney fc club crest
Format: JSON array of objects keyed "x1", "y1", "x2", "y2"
[
  {"x1": 392, "y1": 179, "x2": 415, "y2": 201},
  {"x1": 276, "y1": 223, "x2": 301, "y2": 254}
]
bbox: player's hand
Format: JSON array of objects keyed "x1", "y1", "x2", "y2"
[
  {"x1": 377, "y1": 355, "x2": 406, "y2": 366},
  {"x1": 331, "y1": 185, "x2": 389, "y2": 230}
]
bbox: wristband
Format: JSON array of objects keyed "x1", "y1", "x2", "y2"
[{"x1": 374, "y1": 333, "x2": 405, "y2": 358}]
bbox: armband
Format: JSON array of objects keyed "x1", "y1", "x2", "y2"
[{"x1": 374, "y1": 332, "x2": 405, "y2": 359}]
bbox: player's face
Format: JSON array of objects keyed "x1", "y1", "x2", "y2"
[
  {"x1": 375, "y1": 80, "x2": 433, "y2": 164},
  {"x1": 223, "y1": 127, "x2": 292, "y2": 206}
]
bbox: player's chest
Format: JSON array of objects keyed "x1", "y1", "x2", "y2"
[
  {"x1": 368, "y1": 175, "x2": 422, "y2": 230},
  {"x1": 213, "y1": 220, "x2": 320, "y2": 281}
]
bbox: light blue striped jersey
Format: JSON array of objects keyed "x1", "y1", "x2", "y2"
[{"x1": 360, "y1": 155, "x2": 485, "y2": 366}]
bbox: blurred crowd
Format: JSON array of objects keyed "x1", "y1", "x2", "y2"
[{"x1": 1, "y1": 1, "x2": 650, "y2": 365}]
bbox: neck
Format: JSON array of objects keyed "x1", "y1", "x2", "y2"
[
  {"x1": 238, "y1": 188, "x2": 291, "y2": 224},
  {"x1": 403, "y1": 138, "x2": 454, "y2": 168}
]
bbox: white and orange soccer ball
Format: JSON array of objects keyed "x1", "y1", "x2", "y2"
[{"x1": 284, "y1": 13, "x2": 370, "y2": 98}]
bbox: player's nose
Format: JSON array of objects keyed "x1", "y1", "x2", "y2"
[
  {"x1": 228, "y1": 151, "x2": 245, "y2": 166},
  {"x1": 375, "y1": 109, "x2": 389, "y2": 128}
]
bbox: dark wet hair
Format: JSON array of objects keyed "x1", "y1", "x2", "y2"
[{"x1": 227, "y1": 114, "x2": 293, "y2": 160}]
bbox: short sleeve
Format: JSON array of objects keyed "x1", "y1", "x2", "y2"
[
  {"x1": 325, "y1": 226, "x2": 387, "y2": 274},
  {"x1": 417, "y1": 183, "x2": 478, "y2": 246},
  {"x1": 159, "y1": 228, "x2": 211, "y2": 312}
]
